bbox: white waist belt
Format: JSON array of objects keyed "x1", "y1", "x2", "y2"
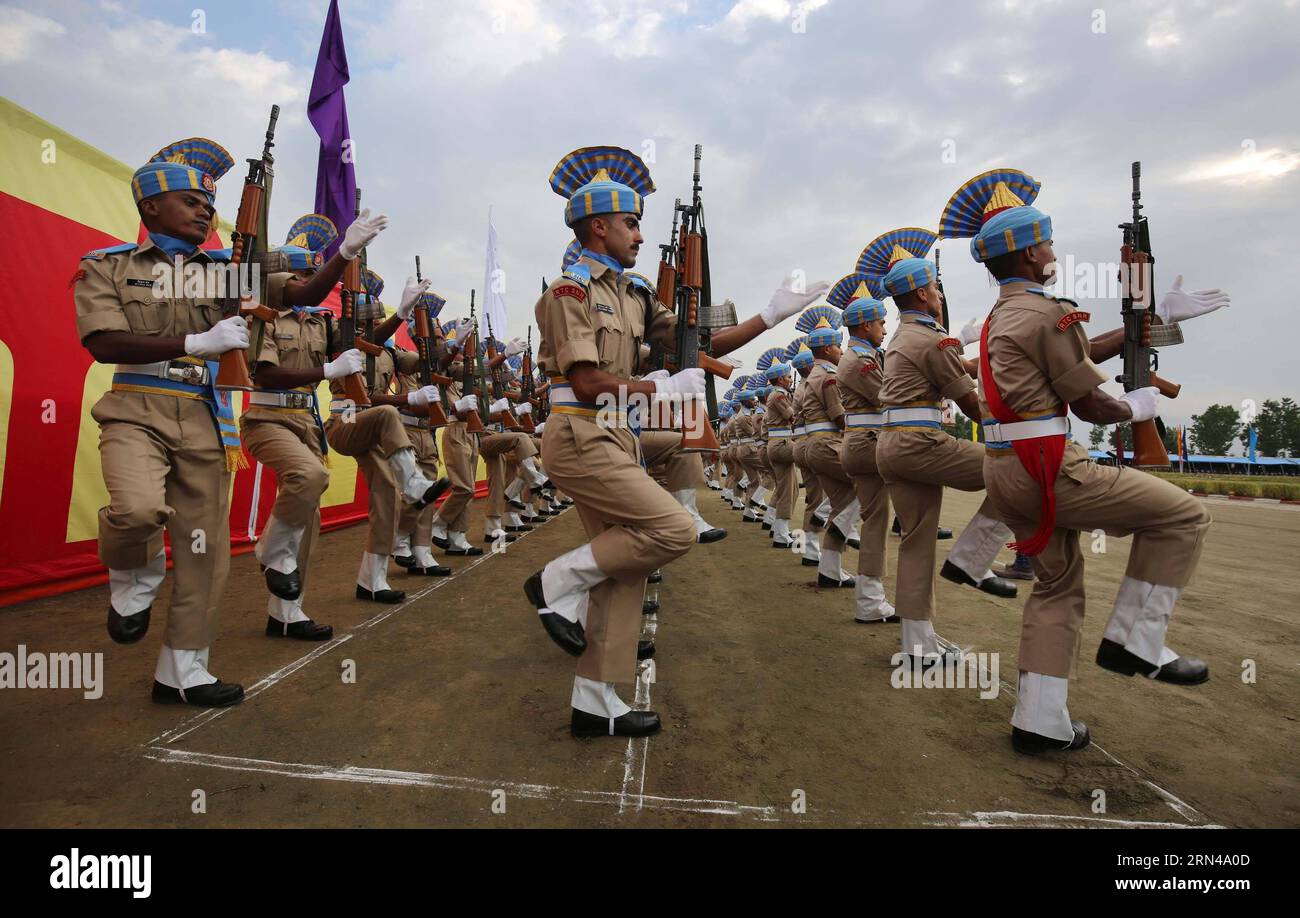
[
  {"x1": 793, "y1": 425, "x2": 808, "y2": 437},
  {"x1": 845, "y1": 412, "x2": 885, "y2": 428},
  {"x1": 768, "y1": 427, "x2": 792, "y2": 438},
  {"x1": 249, "y1": 390, "x2": 314, "y2": 410},
  {"x1": 982, "y1": 416, "x2": 1070, "y2": 442},
  {"x1": 401, "y1": 413, "x2": 431, "y2": 428},
  {"x1": 885, "y1": 407, "x2": 943, "y2": 425},
  {"x1": 804, "y1": 420, "x2": 838, "y2": 434},
  {"x1": 117, "y1": 361, "x2": 210, "y2": 386}
]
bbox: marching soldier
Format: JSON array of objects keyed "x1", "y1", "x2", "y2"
[
  {"x1": 863, "y1": 227, "x2": 1019, "y2": 666},
  {"x1": 426, "y1": 317, "x2": 485, "y2": 555},
  {"x1": 525, "y1": 146, "x2": 826, "y2": 737},
  {"x1": 76, "y1": 138, "x2": 248, "y2": 705},
  {"x1": 323, "y1": 269, "x2": 450, "y2": 601},
  {"x1": 938, "y1": 169, "x2": 1226, "y2": 752},
  {"x1": 760, "y1": 356, "x2": 797, "y2": 549},
  {"x1": 788, "y1": 342, "x2": 827, "y2": 566},
  {"x1": 389, "y1": 294, "x2": 455, "y2": 577},
  {"x1": 798, "y1": 308, "x2": 859, "y2": 589},
  {"x1": 244, "y1": 211, "x2": 389, "y2": 639},
  {"x1": 831, "y1": 282, "x2": 897, "y2": 623}
]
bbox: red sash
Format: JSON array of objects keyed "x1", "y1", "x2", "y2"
[{"x1": 978, "y1": 315, "x2": 1067, "y2": 556}]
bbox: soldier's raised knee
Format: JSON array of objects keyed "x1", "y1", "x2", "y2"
[
  {"x1": 109, "y1": 501, "x2": 170, "y2": 533},
  {"x1": 664, "y1": 507, "x2": 697, "y2": 556}
]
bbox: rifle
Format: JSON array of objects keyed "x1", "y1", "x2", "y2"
[
  {"x1": 336, "y1": 190, "x2": 382, "y2": 407},
  {"x1": 484, "y1": 315, "x2": 522, "y2": 430},
  {"x1": 670, "y1": 145, "x2": 733, "y2": 452},
  {"x1": 355, "y1": 189, "x2": 378, "y2": 394},
  {"x1": 517, "y1": 326, "x2": 536, "y2": 432},
  {"x1": 1117, "y1": 161, "x2": 1181, "y2": 468},
  {"x1": 411, "y1": 255, "x2": 450, "y2": 428},
  {"x1": 215, "y1": 104, "x2": 279, "y2": 391},
  {"x1": 934, "y1": 245, "x2": 951, "y2": 331},
  {"x1": 460, "y1": 291, "x2": 486, "y2": 433}
]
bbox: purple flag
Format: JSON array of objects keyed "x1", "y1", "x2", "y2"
[{"x1": 308, "y1": 0, "x2": 356, "y2": 260}]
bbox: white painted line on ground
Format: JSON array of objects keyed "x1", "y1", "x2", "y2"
[
  {"x1": 145, "y1": 513, "x2": 560, "y2": 748},
  {"x1": 143, "y1": 746, "x2": 781, "y2": 820},
  {"x1": 923, "y1": 810, "x2": 1226, "y2": 829},
  {"x1": 932, "y1": 631, "x2": 1214, "y2": 826}
]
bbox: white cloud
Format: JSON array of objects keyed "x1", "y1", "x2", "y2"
[
  {"x1": 0, "y1": 6, "x2": 65, "y2": 64},
  {"x1": 1179, "y1": 148, "x2": 1300, "y2": 185}
]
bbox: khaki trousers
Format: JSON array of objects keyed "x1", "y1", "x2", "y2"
[
  {"x1": 542, "y1": 415, "x2": 696, "y2": 683},
  {"x1": 876, "y1": 428, "x2": 999, "y2": 621},
  {"x1": 985, "y1": 448, "x2": 1211, "y2": 678},
  {"x1": 398, "y1": 422, "x2": 441, "y2": 547},
  {"x1": 96, "y1": 403, "x2": 231, "y2": 650},
  {"x1": 840, "y1": 428, "x2": 890, "y2": 577},
  {"x1": 805, "y1": 432, "x2": 856, "y2": 551},
  {"x1": 325, "y1": 405, "x2": 409, "y2": 555},
  {"x1": 766, "y1": 437, "x2": 797, "y2": 519},
  {"x1": 242, "y1": 415, "x2": 328, "y2": 593},
  {"x1": 436, "y1": 421, "x2": 481, "y2": 533}
]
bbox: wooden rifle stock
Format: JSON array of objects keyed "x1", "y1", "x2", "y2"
[
  {"x1": 337, "y1": 253, "x2": 370, "y2": 407},
  {"x1": 216, "y1": 105, "x2": 280, "y2": 391}
]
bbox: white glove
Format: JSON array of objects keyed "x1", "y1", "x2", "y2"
[
  {"x1": 450, "y1": 318, "x2": 475, "y2": 347},
  {"x1": 489, "y1": 397, "x2": 510, "y2": 414},
  {"x1": 760, "y1": 274, "x2": 833, "y2": 329},
  {"x1": 517, "y1": 402, "x2": 532, "y2": 416},
  {"x1": 653, "y1": 367, "x2": 706, "y2": 397},
  {"x1": 643, "y1": 369, "x2": 671, "y2": 382},
  {"x1": 1156, "y1": 275, "x2": 1230, "y2": 324},
  {"x1": 455, "y1": 394, "x2": 479, "y2": 414},
  {"x1": 1118, "y1": 386, "x2": 1161, "y2": 423},
  {"x1": 397, "y1": 275, "x2": 431, "y2": 319},
  {"x1": 323, "y1": 348, "x2": 364, "y2": 380},
  {"x1": 184, "y1": 316, "x2": 249, "y2": 358},
  {"x1": 340, "y1": 208, "x2": 388, "y2": 260},
  {"x1": 534, "y1": 421, "x2": 545, "y2": 435},
  {"x1": 406, "y1": 385, "x2": 440, "y2": 407},
  {"x1": 503, "y1": 337, "x2": 526, "y2": 358},
  {"x1": 959, "y1": 316, "x2": 983, "y2": 346}
]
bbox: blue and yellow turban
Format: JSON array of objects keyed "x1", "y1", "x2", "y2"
[
  {"x1": 550, "y1": 146, "x2": 655, "y2": 227},
  {"x1": 828, "y1": 272, "x2": 882, "y2": 308},
  {"x1": 805, "y1": 317, "x2": 842, "y2": 350},
  {"x1": 362, "y1": 267, "x2": 384, "y2": 301},
  {"x1": 286, "y1": 213, "x2": 338, "y2": 252},
  {"x1": 417, "y1": 291, "x2": 446, "y2": 318},
  {"x1": 795, "y1": 305, "x2": 842, "y2": 334},
  {"x1": 858, "y1": 227, "x2": 938, "y2": 298},
  {"x1": 765, "y1": 362, "x2": 793, "y2": 381},
  {"x1": 132, "y1": 138, "x2": 234, "y2": 205},
  {"x1": 938, "y1": 168, "x2": 1049, "y2": 263},
  {"x1": 562, "y1": 239, "x2": 582, "y2": 270},
  {"x1": 276, "y1": 246, "x2": 322, "y2": 272},
  {"x1": 756, "y1": 346, "x2": 786, "y2": 376},
  {"x1": 842, "y1": 297, "x2": 887, "y2": 326}
]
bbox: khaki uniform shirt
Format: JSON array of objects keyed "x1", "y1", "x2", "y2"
[
  {"x1": 74, "y1": 238, "x2": 226, "y2": 428},
  {"x1": 878, "y1": 311, "x2": 973, "y2": 409},
  {"x1": 837, "y1": 339, "x2": 885, "y2": 412},
  {"x1": 803, "y1": 359, "x2": 844, "y2": 429},
  {"x1": 765, "y1": 387, "x2": 794, "y2": 430},
  {"x1": 978, "y1": 280, "x2": 1108, "y2": 471},
  {"x1": 245, "y1": 271, "x2": 331, "y2": 424}
]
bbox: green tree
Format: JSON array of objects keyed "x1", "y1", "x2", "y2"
[
  {"x1": 1089, "y1": 425, "x2": 1107, "y2": 448},
  {"x1": 1190, "y1": 404, "x2": 1239, "y2": 456},
  {"x1": 1161, "y1": 424, "x2": 1179, "y2": 453},
  {"x1": 1242, "y1": 398, "x2": 1300, "y2": 457}
]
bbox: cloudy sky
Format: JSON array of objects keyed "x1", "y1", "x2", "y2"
[{"x1": 4, "y1": 0, "x2": 1298, "y2": 447}]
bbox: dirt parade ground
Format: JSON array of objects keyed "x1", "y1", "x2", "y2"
[{"x1": 2, "y1": 487, "x2": 1297, "y2": 829}]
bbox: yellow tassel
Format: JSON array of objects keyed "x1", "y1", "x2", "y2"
[{"x1": 226, "y1": 447, "x2": 249, "y2": 473}]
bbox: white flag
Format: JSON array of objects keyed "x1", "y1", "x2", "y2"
[{"x1": 482, "y1": 207, "x2": 508, "y2": 344}]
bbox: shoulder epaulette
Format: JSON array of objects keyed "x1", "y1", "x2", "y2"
[
  {"x1": 627, "y1": 273, "x2": 654, "y2": 296},
  {"x1": 561, "y1": 264, "x2": 591, "y2": 286},
  {"x1": 82, "y1": 242, "x2": 137, "y2": 260},
  {"x1": 849, "y1": 343, "x2": 873, "y2": 357}
]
